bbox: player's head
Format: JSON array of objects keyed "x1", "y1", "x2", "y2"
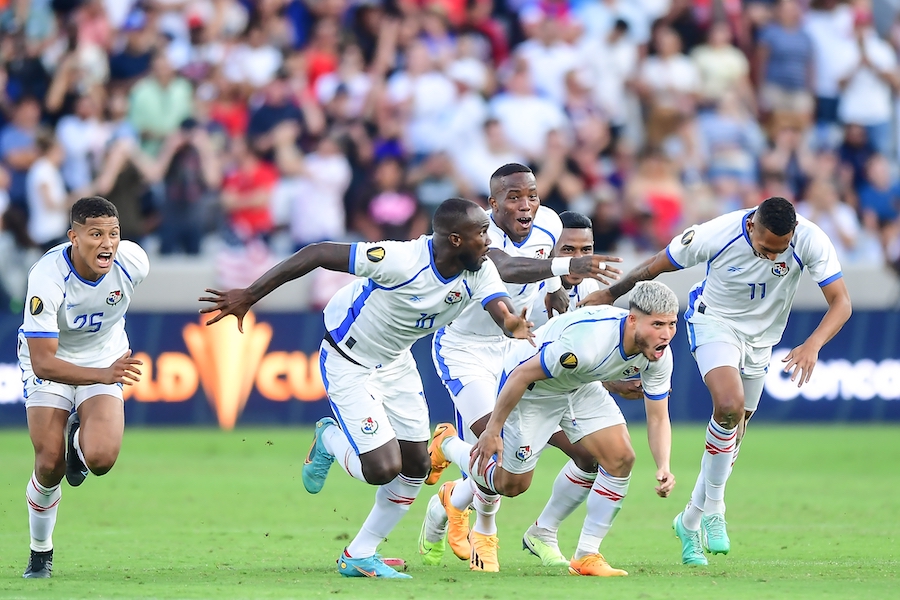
[
  {"x1": 627, "y1": 282, "x2": 678, "y2": 362},
  {"x1": 555, "y1": 211, "x2": 594, "y2": 285},
  {"x1": 433, "y1": 197, "x2": 491, "y2": 271},
  {"x1": 747, "y1": 197, "x2": 797, "y2": 261},
  {"x1": 488, "y1": 163, "x2": 538, "y2": 243},
  {"x1": 68, "y1": 196, "x2": 121, "y2": 280}
]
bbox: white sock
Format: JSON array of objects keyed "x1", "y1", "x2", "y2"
[
  {"x1": 26, "y1": 473, "x2": 61, "y2": 552},
  {"x1": 73, "y1": 429, "x2": 89, "y2": 473},
  {"x1": 450, "y1": 477, "x2": 474, "y2": 511},
  {"x1": 682, "y1": 461, "x2": 705, "y2": 531},
  {"x1": 321, "y1": 425, "x2": 366, "y2": 482},
  {"x1": 574, "y1": 468, "x2": 629, "y2": 559},
  {"x1": 425, "y1": 493, "x2": 449, "y2": 541},
  {"x1": 472, "y1": 486, "x2": 501, "y2": 536},
  {"x1": 703, "y1": 418, "x2": 737, "y2": 516},
  {"x1": 534, "y1": 460, "x2": 596, "y2": 536},
  {"x1": 466, "y1": 457, "x2": 498, "y2": 494},
  {"x1": 441, "y1": 436, "x2": 473, "y2": 472},
  {"x1": 346, "y1": 473, "x2": 425, "y2": 558}
]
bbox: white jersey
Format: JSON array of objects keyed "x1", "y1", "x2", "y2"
[
  {"x1": 529, "y1": 277, "x2": 602, "y2": 328},
  {"x1": 504, "y1": 305, "x2": 672, "y2": 400},
  {"x1": 444, "y1": 205, "x2": 562, "y2": 338},
  {"x1": 665, "y1": 209, "x2": 843, "y2": 347},
  {"x1": 17, "y1": 241, "x2": 150, "y2": 369},
  {"x1": 323, "y1": 236, "x2": 509, "y2": 368}
]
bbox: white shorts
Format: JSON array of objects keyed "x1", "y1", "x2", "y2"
[
  {"x1": 21, "y1": 366, "x2": 123, "y2": 410},
  {"x1": 501, "y1": 381, "x2": 626, "y2": 475},
  {"x1": 319, "y1": 342, "x2": 430, "y2": 455}
]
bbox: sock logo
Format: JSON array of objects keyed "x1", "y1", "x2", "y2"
[{"x1": 183, "y1": 312, "x2": 272, "y2": 430}]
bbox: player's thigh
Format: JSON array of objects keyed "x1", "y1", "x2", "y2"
[
  {"x1": 319, "y1": 345, "x2": 397, "y2": 455},
  {"x1": 452, "y1": 378, "x2": 499, "y2": 443},
  {"x1": 691, "y1": 320, "x2": 745, "y2": 410},
  {"x1": 561, "y1": 383, "x2": 632, "y2": 475},
  {"x1": 26, "y1": 402, "x2": 70, "y2": 479},
  {"x1": 501, "y1": 392, "x2": 569, "y2": 478},
  {"x1": 432, "y1": 331, "x2": 501, "y2": 426},
  {"x1": 369, "y1": 351, "x2": 430, "y2": 444},
  {"x1": 576, "y1": 424, "x2": 633, "y2": 477},
  {"x1": 77, "y1": 389, "x2": 126, "y2": 458}
]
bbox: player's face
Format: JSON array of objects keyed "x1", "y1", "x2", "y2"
[
  {"x1": 457, "y1": 210, "x2": 492, "y2": 271},
  {"x1": 68, "y1": 216, "x2": 121, "y2": 280},
  {"x1": 489, "y1": 172, "x2": 539, "y2": 242},
  {"x1": 747, "y1": 217, "x2": 794, "y2": 261},
  {"x1": 555, "y1": 228, "x2": 593, "y2": 285},
  {"x1": 632, "y1": 312, "x2": 677, "y2": 362}
]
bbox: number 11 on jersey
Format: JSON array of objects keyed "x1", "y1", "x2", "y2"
[{"x1": 747, "y1": 282, "x2": 766, "y2": 300}]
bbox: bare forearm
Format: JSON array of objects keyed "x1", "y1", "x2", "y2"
[
  {"x1": 606, "y1": 257, "x2": 656, "y2": 300},
  {"x1": 247, "y1": 243, "x2": 349, "y2": 302},
  {"x1": 645, "y1": 406, "x2": 672, "y2": 472},
  {"x1": 493, "y1": 255, "x2": 553, "y2": 284},
  {"x1": 33, "y1": 356, "x2": 107, "y2": 386},
  {"x1": 807, "y1": 298, "x2": 851, "y2": 350}
]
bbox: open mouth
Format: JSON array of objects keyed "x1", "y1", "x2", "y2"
[
  {"x1": 652, "y1": 344, "x2": 667, "y2": 359},
  {"x1": 516, "y1": 216, "x2": 533, "y2": 229},
  {"x1": 97, "y1": 252, "x2": 113, "y2": 269}
]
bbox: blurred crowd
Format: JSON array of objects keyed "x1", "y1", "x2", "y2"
[{"x1": 2, "y1": 0, "x2": 900, "y2": 309}]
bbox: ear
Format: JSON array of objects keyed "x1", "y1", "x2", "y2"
[
  {"x1": 487, "y1": 196, "x2": 499, "y2": 212},
  {"x1": 67, "y1": 228, "x2": 76, "y2": 245},
  {"x1": 448, "y1": 232, "x2": 462, "y2": 248}
]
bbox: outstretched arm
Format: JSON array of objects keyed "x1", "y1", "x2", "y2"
[
  {"x1": 644, "y1": 394, "x2": 674, "y2": 498},
  {"x1": 578, "y1": 250, "x2": 679, "y2": 307},
  {"x1": 782, "y1": 278, "x2": 852, "y2": 386},
  {"x1": 199, "y1": 242, "x2": 351, "y2": 331},
  {"x1": 484, "y1": 296, "x2": 535, "y2": 343},
  {"x1": 487, "y1": 248, "x2": 622, "y2": 285}
]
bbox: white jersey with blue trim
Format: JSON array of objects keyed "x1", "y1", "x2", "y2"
[
  {"x1": 503, "y1": 305, "x2": 672, "y2": 399},
  {"x1": 323, "y1": 236, "x2": 510, "y2": 368},
  {"x1": 17, "y1": 240, "x2": 150, "y2": 369},
  {"x1": 529, "y1": 277, "x2": 602, "y2": 328},
  {"x1": 665, "y1": 209, "x2": 843, "y2": 346},
  {"x1": 444, "y1": 205, "x2": 562, "y2": 338}
]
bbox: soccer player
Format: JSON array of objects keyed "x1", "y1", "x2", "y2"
[
  {"x1": 451, "y1": 281, "x2": 679, "y2": 576},
  {"x1": 18, "y1": 196, "x2": 149, "y2": 578},
  {"x1": 420, "y1": 166, "x2": 621, "y2": 572},
  {"x1": 579, "y1": 197, "x2": 852, "y2": 565},
  {"x1": 200, "y1": 197, "x2": 534, "y2": 579}
]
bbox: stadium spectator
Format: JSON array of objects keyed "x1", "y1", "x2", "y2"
[
  {"x1": 25, "y1": 128, "x2": 68, "y2": 250},
  {"x1": 0, "y1": 96, "x2": 41, "y2": 210},
  {"x1": 129, "y1": 52, "x2": 193, "y2": 156},
  {"x1": 691, "y1": 21, "x2": 755, "y2": 112},
  {"x1": 755, "y1": 0, "x2": 814, "y2": 125}
]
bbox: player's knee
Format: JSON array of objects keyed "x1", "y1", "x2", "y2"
[
  {"x1": 571, "y1": 453, "x2": 598, "y2": 473},
  {"x1": 401, "y1": 453, "x2": 431, "y2": 480},
  {"x1": 84, "y1": 447, "x2": 119, "y2": 476},
  {"x1": 604, "y1": 447, "x2": 635, "y2": 478},
  {"x1": 497, "y1": 476, "x2": 530, "y2": 497},
  {"x1": 34, "y1": 451, "x2": 65, "y2": 482},
  {"x1": 361, "y1": 458, "x2": 402, "y2": 486},
  {"x1": 713, "y1": 398, "x2": 744, "y2": 429}
]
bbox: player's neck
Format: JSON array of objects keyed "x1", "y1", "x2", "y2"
[
  {"x1": 67, "y1": 246, "x2": 103, "y2": 282},
  {"x1": 431, "y1": 240, "x2": 464, "y2": 279},
  {"x1": 621, "y1": 319, "x2": 639, "y2": 357}
]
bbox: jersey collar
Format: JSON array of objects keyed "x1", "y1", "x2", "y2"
[
  {"x1": 64, "y1": 246, "x2": 106, "y2": 287},
  {"x1": 490, "y1": 214, "x2": 532, "y2": 248},
  {"x1": 427, "y1": 238, "x2": 460, "y2": 284},
  {"x1": 741, "y1": 209, "x2": 755, "y2": 248},
  {"x1": 618, "y1": 316, "x2": 639, "y2": 360}
]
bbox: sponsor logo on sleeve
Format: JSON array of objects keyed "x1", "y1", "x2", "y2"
[
  {"x1": 560, "y1": 352, "x2": 578, "y2": 369},
  {"x1": 681, "y1": 230, "x2": 695, "y2": 245},
  {"x1": 29, "y1": 297, "x2": 43, "y2": 315},
  {"x1": 366, "y1": 247, "x2": 385, "y2": 262}
]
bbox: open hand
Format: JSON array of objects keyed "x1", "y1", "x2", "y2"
[
  {"x1": 198, "y1": 288, "x2": 256, "y2": 332},
  {"x1": 782, "y1": 341, "x2": 819, "y2": 387},
  {"x1": 104, "y1": 350, "x2": 142, "y2": 385},
  {"x1": 570, "y1": 255, "x2": 623, "y2": 285},
  {"x1": 469, "y1": 431, "x2": 503, "y2": 477}
]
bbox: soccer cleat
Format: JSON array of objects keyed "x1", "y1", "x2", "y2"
[
  {"x1": 65, "y1": 411, "x2": 88, "y2": 487},
  {"x1": 673, "y1": 512, "x2": 708, "y2": 566},
  {"x1": 302, "y1": 418, "x2": 336, "y2": 494},
  {"x1": 439, "y1": 481, "x2": 471, "y2": 560},
  {"x1": 469, "y1": 531, "x2": 500, "y2": 572},
  {"x1": 337, "y1": 549, "x2": 412, "y2": 579},
  {"x1": 426, "y1": 423, "x2": 457, "y2": 485},
  {"x1": 568, "y1": 553, "x2": 628, "y2": 577},
  {"x1": 701, "y1": 513, "x2": 731, "y2": 555},
  {"x1": 418, "y1": 494, "x2": 447, "y2": 566},
  {"x1": 23, "y1": 549, "x2": 53, "y2": 578},
  {"x1": 522, "y1": 530, "x2": 569, "y2": 567}
]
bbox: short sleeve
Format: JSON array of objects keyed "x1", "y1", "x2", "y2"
[
  {"x1": 640, "y1": 347, "x2": 673, "y2": 400},
  {"x1": 116, "y1": 240, "x2": 151, "y2": 286},
  {"x1": 799, "y1": 222, "x2": 843, "y2": 287},
  {"x1": 538, "y1": 329, "x2": 596, "y2": 380},
  {"x1": 470, "y1": 258, "x2": 510, "y2": 307},
  {"x1": 664, "y1": 218, "x2": 727, "y2": 270},
  {"x1": 349, "y1": 240, "x2": 417, "y2": 287},
  {"x1": 22, "y1": 266, "x2": 64, "y2": 338}
]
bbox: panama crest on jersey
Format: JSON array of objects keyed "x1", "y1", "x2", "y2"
[
  {"x1": 516, "y1": 445, "x2": 532, "y2": 461},
  {"x1": 106, "y1": 290, "x2": 123, "y2": 305},
  {"x1": 534, "y1": 248, "x2": 547, "y2": 259},
  {"x1": 445, "y1": 290, "x2": 463, "y2": 304},
  {"x1": 361, "y1": 417, "x2": 379, "y2": 434},
  {"x1": 622, "y1": 365, "x2": 640, "y2": 378},
  {"x1": 772, "y1": 262, "x2": 789, "y2": 277}
]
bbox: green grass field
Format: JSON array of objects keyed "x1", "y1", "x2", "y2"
[{"x1": 0, "y1": 425, "x2": 897, "y2": 599}]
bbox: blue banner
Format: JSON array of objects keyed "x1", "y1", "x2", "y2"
[{"x1": 1, "y1": 310, "x2": 898, "y2": 427}]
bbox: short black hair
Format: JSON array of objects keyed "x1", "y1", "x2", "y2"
[
  {"x1": 71, "y1": 196, "x2": 119, "y2": 225},
  {"x1": 756, "y1": 197, "x2": 796, "y2": 236},
  {"x1": 559, "y1": 211, "x2": 592, "y2": 230},
  {"x1": 433, "y1": 197, "x2": 482, "y2": 234},
  {"x1": 489, "y1": 163, "x2": 532, "y2": 195}
]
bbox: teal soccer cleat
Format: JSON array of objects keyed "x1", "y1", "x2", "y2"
[
  {"x1": 701, "y1": 513, "x2": 731, "y2": 555},
  {"x1": 673, "y1": 512, "x2": 708, "y2": 566},
  {"x1": 302, "y1": 418, "x2": 336, "y2": 494},
  {"x1": 337, "y1": 549, "x2": 412, "y2": 579}
]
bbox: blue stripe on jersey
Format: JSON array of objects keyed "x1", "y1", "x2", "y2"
[
  {"x1": 428, "y1": 238, "x2": 459, "y2": 283},
  {"x1": 741, "y1": 210, "x2": 755, "y2": 247},
  {"x1": 644, "y1": 390, "x2": 669, "y2": 401},
  {"x1": 463, "y1": 279, "x2": 473, "y2": 298},
  {"x1": 665, "y1": 246, "x2": 684, "y2": 269},
  {"x1": 709, "y1": 233, "x2": 743, "y2": 265},
  {"x1": 687, "y1": 322, "x2": 697, "y2": 353},
  {"x1": 481, "y1": 292, "x2": 509, "y2": 307},
  {"x1": 539, "y1": 345, "x2": 553, "y2": 378},
  {"x1": 348, "y1": 243, "x2": 358, "y2": 275},
  {"x1": 792, "y1": 252, "x2": 804, "y2": 270},
  {"x1": 433, "y1": 328, "x2": 463, "y2": 396},
  {"x1": 533, "y1": 224, "x2": 557, "y2": 246},
  {"x1": 23, "y1": 331, "x2": 59, "y2": 338},
  {"x1": 683, "y1": 280, "x2": 707, "y2": 320},
  {"x1": 618, "y1": 317, "x2": 638, "y2": 360},
  {"x1": 330, "y1": 279, "x2": 376, "y2": 343},
  {"x1": 114, "y1": 259, "x2": 132, "y2": 282},
  {"x1": 63, "y1": 248, "x2": 105, "y2": 287},
  {"x1": 319, "y1": 348, "x2": 362, "y2": 455},
  {"x1": 818, "y1": 272, "x2": 843, "y2": 287}
]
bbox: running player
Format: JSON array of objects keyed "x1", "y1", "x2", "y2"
[
  {"x1": 420, "y1": 166, "x2": 622, "y2": 572},
  {"x1": 578, "y1": 197, "x2": 852, "y2": 565},
  {"x1": 19, "y1": 196, "x2": 149, "y2": 578},
  {"x1": 200, "y1": 197, "x2": 533, "y2": 579},
  {"x1": 451, "y1": 281, "x2": 679, "y2": 577}
]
